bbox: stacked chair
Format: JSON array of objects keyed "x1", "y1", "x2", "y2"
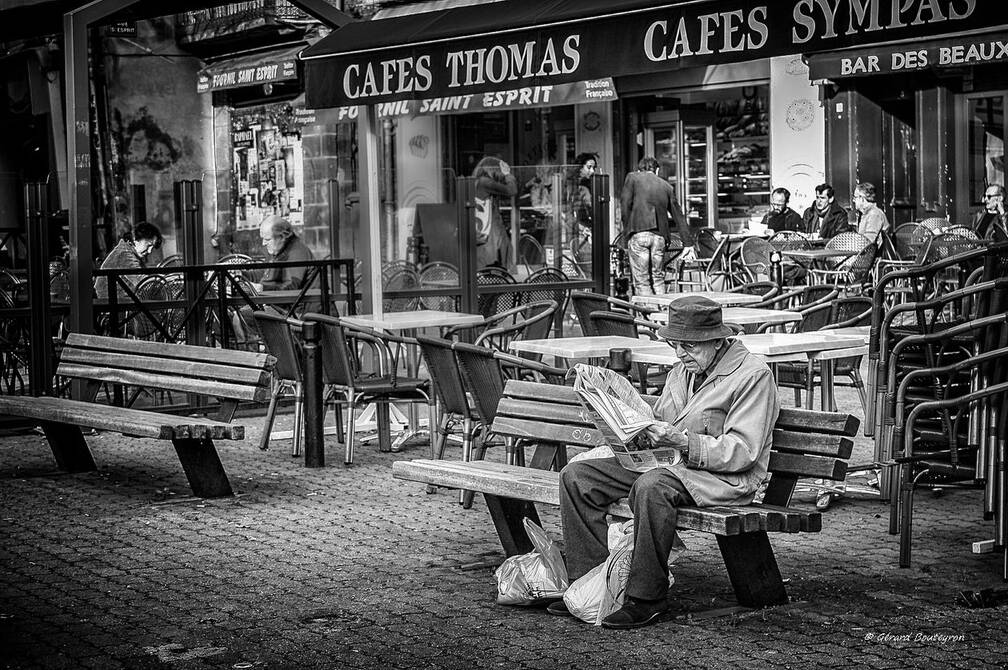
[{"x1": 869, "y1": 241, "x2": 1008, "y2": 576}]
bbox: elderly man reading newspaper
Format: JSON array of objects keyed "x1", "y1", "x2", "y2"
[{"x1": 549, "y1": 296, "x2": 781, "y2": 629}]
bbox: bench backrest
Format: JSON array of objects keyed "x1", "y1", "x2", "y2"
[
  {"x1": 58, "y1": 333, "x2": 275, "y2": 404},
  {"x1": 492, "y1": 380, "x2": 859, "y2": 506}
]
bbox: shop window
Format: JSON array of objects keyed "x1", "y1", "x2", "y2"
[
  {"x1": 966, "y1": 95, "x2": 1005, "y2": 207},
  {"x1": 375, "y1": 105, "x2": 602, "y2": 313}
]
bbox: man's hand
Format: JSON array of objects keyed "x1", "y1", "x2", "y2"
[
  {"x1": 643, "y1": 421, "x2": 688, "y2": 449},
  {"x1": 680, "y1": 246, "x2": 697, "y2": 261}
]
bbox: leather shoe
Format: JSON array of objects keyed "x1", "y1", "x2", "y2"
[
  {"x1": 600, "y1": 598, "x2": 668, "y2": 629},
  {"x1": 546, "y1": 600, "x2": 572, "y2": 617}
]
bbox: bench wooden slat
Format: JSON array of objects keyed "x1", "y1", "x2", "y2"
[
  {"x1": 57, "y1": 363, "x2": 271, "y2": 403},
  {"x1": 502, "y1": 380, "x2": 583, "y2": 405},
  {"x1": 65, "y1": 333, "x2": 273, "y2": 370},
  {"x1": 394, "y1": 460, "x2": 771, "y2": 537},
  {"x1": 491, "y1": 416, "x2": 606, "y2": 448},
  {"x1": 0, "y1": 397, "x2": 243, "y2": 440},
  {"x1": 767, "y1": 452, "x2": 846, "y2": 480},
  {"x1": 495, "y1": 398, "x2": 597, "y2": 427},
  {"x1": 771, "y1": 430, "x2": 854, "y2": 459},
  {"x1": 59, "y1": 348, "x2": 271, "y2": 387},
  {"x1": 776, "y1": 407, "x2": 859, "y2": 436}
]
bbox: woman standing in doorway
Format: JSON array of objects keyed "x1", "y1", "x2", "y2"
[{"x1": 473, "y1": 156, "x2": 518, "y2": 271}]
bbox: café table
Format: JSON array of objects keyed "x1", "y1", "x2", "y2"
[
  {"x1": 646, "y1": 306, "x2": 802, "y2": 329},
  {"x1": 630, "y1": 291, "x2": 764, "y2": 309},
  {"x1": 341, "y1": 310, "x2": 486, "y2": 448},
  {"x1": 508, "y1": 335, "x2": 671, "y2": 362}
]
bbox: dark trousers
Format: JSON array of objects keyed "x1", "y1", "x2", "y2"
[{"x1": 559, "y1": 457, "x2": 695, "y2": 601}]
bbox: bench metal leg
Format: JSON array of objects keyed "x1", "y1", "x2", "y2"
[
  {"x1": 172, "y1": 438, "x2": 234, "y2": 498},
  {"x1": 716, "y1": 531, "x2": 788, "y2": 608},
  {"x1": 40, "y1": 421, "x2": 96, "y2": 472},
  {"x1": 484, "y1": 493, "x2": 541, "y2": 556}
]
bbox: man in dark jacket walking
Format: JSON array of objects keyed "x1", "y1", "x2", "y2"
[
  {"x1": 619, "y1": 157, "x2": 690, "y2": 296},
  {"x1": 801, "y1": 184, "x2": 853, "y2": 239}
]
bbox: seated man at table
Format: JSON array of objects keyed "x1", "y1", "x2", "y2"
[
  {"x1": 550, "y1": 296, "x2": 780, "y2": 629},
  {"x1": 93, "y1": 221, "x2": 163, "y2": 301},
  {"x1": 235, "y1": 215, "x2": 316, "y2": 345},
  {"x1": 801, "y1": 183, "x2": 853, "y2": 239},
  {"x1": 761, "y1": 187, "x2": 802, "y2": 233},
  {"x1": 971, "y1": 184, "x2": 1007, "y2": 243},
  {"x1": 257, "y1": 215, "x2": 315, "y2": 291}
]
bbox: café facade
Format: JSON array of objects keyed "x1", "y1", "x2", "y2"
[{"x1": 299, "y1": 0, "x2": 1008, "y2": 309}]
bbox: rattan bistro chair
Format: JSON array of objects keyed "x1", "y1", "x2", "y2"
[
  {"x1": 302, "y1": 312, "x2": 431, "y2": 465},
  {"x1": 451, "y1": 341, "x2": 566, "y2": 506},
  {"x1": 254, "y1": 311, "x2": 306, "y2": 456}
]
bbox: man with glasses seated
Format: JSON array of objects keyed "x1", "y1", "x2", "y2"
[
  {"x1": 852, "y1": 182, "x2": 890, "y2": 243},
  {"x1": 550, "y1": 296, "x2": 780, "y2": 629},
  {"x1": 971, "y1": 184, "x2": 1007, "y2": 243}
]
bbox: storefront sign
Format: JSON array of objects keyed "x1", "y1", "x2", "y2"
[
  {"x1": 232, "y1": 129, "x2": 256, "y2": 148},
  {"x1": 292, "y1": 105, "x2": 359, "y2": 126},
  {"x1": 304, "y1": 0, "x2": 1000, "y2": 109},
  {"x1": 375, "y1": 77, "x2": 616, "y2": 118},
  {"x1": 106, "y1": 22, "x2": 137, "y2": 37},
  {"x1": 198, "y1": 56, "x2": 298, "y2": 93},
  {"x1": 807, "y1": 31, "x2": 1008, "y2": 79}
]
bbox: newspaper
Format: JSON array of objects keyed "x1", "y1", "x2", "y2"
[{"x1": 568, "y1": 364, "x2": 683, "y2": 473}]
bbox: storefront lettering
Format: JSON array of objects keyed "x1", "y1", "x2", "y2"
[
  {"x1": 792, "y1": 0, "x2": 976, "y2": 43},
  {"x1": 444, "y1": 35, "x2": 581, "y2": 87},
  {"x1": 482, "y1": 86, "x2": 553, "y2": 108},
  {"x1": 342, "y1": 56, "x2": 433, "y2": 99},
  {"x1": 644, "y1": 8, "x2": 768, "y2": 62},
  {"x1": 938, "y1": 40, "x2": 1008, "y2": 65},
  {"x1": 840, "y1": 55, "x2": 879, "y2": 74}
]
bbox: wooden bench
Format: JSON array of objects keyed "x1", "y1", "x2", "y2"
[
  {"x1": 0, "y1": 333, "x2": 275, "y2": 498},
  {"x1": 393, "y1": 380, "x2": 858, "y2": 608}
]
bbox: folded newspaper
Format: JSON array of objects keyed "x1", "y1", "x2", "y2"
[{"x1": 569, "y1": 364, "x2": 683, "y2": 473}]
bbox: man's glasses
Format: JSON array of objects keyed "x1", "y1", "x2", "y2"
[
  {"x1": 984, "y1": 193, "x2": 1002, "y2": 199},
  {"x1": 669, "y1": 340, "x2": 701, "y2": 353}
]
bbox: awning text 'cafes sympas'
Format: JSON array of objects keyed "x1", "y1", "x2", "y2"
[{"x1": 301, "y1": 0, "x2": 1005, "y2": 109}]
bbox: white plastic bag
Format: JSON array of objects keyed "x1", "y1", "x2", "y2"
[
  {"x1": 569, "y1": 444, "x2": 615, "y2": 463},
  {"x1": 495, "y1": 518, "x2": 569, "y2": 606},
  {"x1": 563, "y1": 521, "x2": 635, "y2": 625}
]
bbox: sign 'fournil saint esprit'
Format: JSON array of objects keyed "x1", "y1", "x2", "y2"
[{"x1": 303, "y1": 0, "x2": 998, "y2": 108}]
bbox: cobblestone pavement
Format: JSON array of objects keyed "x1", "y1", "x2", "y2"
[{"x1": 2, "y1": 385, "x2": 1007, "y2": 670}]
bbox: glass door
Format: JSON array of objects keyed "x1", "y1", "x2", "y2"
[
  {"x1": 642, "y1": 110, "x2": 717, "y2": 229},
  {"x1": 683, "y1": 123, "x2": 716, "y2": 228}
]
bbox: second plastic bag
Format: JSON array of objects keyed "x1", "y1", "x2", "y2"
[
  {"x1": 495, "y1": 517, "x2": 569, "y2": 606},
  {"x1": 563, "y1": 521, "x2": 635, "y2": 625}
]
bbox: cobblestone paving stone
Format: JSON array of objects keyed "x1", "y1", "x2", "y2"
[{"x1": 2, "y1": 385, "x2": 1007, "y2": 669}]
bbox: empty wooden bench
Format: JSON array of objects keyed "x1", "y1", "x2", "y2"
[
  {"x1": 393, "y1": 380, "x2": 858, "y2": 608},
  {"x1": 0, "y1": 333, "x2": 275, "y2": 498}
]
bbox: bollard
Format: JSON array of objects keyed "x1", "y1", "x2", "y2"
[
  {"x1": 301, "y1": 320, "x2": 325, "y2": 468},
  {"x1": 607, "y1": 348, "x2": 632, "y2": 379}
]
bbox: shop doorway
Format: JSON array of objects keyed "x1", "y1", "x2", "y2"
[{"x1": 639, "y1": 110, "x2": 717, "y2": 230}]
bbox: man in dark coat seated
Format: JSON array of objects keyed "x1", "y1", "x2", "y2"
[{"x1": 801, "y1": 183, "x2": 853, "y2": 239}]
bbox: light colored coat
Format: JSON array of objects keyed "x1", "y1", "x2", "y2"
[
  {"x1": 653, "y1": 339, "x2": 780, "y2": 506},
  {"x1": 857, "y1": 204, "x2": 890, "y2": 242}
]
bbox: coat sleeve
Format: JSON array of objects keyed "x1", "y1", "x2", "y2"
[
  {"x1": 619, "y1": 174, "x2": 635, "y2": 229},
  {"x1": 668, "y1": 189, "x2": 691, "y2": 245},
  {"x1": 278, "y1": 244, "x2": 314, "y2": 290},
  {"x1": 685, "y1": 368, "x2": 780, "y2": 474},
  {"x1": 480, "y1": 174, "x2": 518, "y2": 198}
]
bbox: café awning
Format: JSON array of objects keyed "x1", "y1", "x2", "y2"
[
  {"x1": 806, "y1": 29, "x2": 1008, "y2": 81},
  {"x1": 197, "y1": 42, "x2": 304, "y2": 93},
  {"x1": 301, "y1": 0, "x2": 1006, "y2": 109}
]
